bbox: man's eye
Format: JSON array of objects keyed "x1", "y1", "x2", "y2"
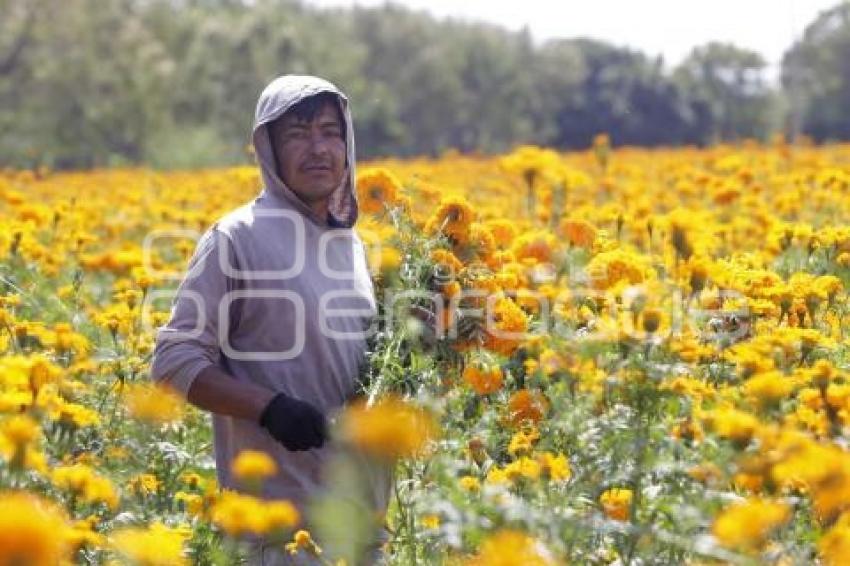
[{"x1": 323, "y1": 127, "x2": 342, "y2": 138}]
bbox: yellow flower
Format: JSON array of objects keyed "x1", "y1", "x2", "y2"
[
  {"x1": 123, "y1": 383, "x2": 185, "y2": 425},
  {"x1": 341, "y1": 397, "x2": 439, "y2": 461},
  {"x1": 484, "y1": 297, "x2": 529, "y2": 355},
  {"x1": 27, "y1": 355, "x2": 63, "y2": 393},
  {"x1": 485, "y1": 467, "x2": 510, "y2": 486},
  {"x1": 712, "y1": 497, "x2": 789, "y2": 550},
  {"x1": 175, "y1": 492, "x2": 204, "y2": 517},
  {"x1": 820, "y1": 512, "x2": 850, "y2": 566},
  {"x1": 421, "y1": 514, "x2": 440, "y2": 530},
  {"x1": 356, "y1": 167, "x2": 401, "y2": 215},
  {"x1": 459, "y1": 476, "x2": 481, "y2": 493},
  {"x1": 67, "y1": 516, "x2": 105, "y2": 551},
  {"x1": 231, "y1": 450, "x2": 278, "y2": 484},
  {"x1": 285, "y1": 529, "x2": 322, "y2": 557},
  {"x1": 504, "y1": 457, "x2": 541, "y2": 482},
  {"x1": 129, "y1": 473, "x2": 161, "y2": 497},
  {"x1": 465, "y1": 529, "x2": 556, "y2": 566},
  {"x1": 51, "y1": 464, "x2": 119, "y2": 510},
  {"x1": 743, "y1": 371, "x2": 793, "y2": 407},
  {"x1": 498, "y1": 145, "x2": 562, "y2": 189},
  {"x1": 211, "y1": 491, "x2": 299, "y2": 537},
  {"x1": 0, "y1": 492, "x2": 71, "y2": 566},
  {"x1": 600, "y1": 488, "x2": 633, "y2": 521},
  {"x1": 702, "y1": 408, "x2": 759, "y2": 444},
  {"x1": 111, "y1": 521, "x2": 190, "y2": 566},
  {"x1": 586, "y1": 249, "x2": 650, "y2": 290},
  {"x1": 1, "y1": 414, "x2": 40, "y2": 447},
  {"x1": 426, "y1": 196, "x2": 476, "y2": 245},
  {"x1": 369, "y1": 246, "x2": 402, "y2": 278},
  {"x1": 179, "y1": 471, "x2": 205, "y2": 489},
  {"x1": 49, "y1": 400, "x2": 101, "y2": 428},
  {"x1": 507, "y1": 427, "x2": 540, "y2": 456},
  {"x1": 537, "y1": 452, "x2": 571, "y2": 482},
  {"x1": 430, "y1": 248, "x2": 465, "y2": 274}
]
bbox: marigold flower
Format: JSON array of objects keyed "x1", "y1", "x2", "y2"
[
  {"x1": 600, "y1": 488, "x2": 633, "y2": 521},
  {"x1": 341, "y1": 398, "x2": 439, "y2": 461},
  {"x1": 459, "y1": 475, "x2": 481, "y2": 493},
  {"x1": 111, "y1": 521, "x2": 190, "y2": 566},
  {"x1": 463, "y1": 365, "x2": 503, "y2": 395},
  {"x1": 426, "y1": 196, "x2": 475, "y2": 245},
  {"x1": 285, "y1": 529, "x2": 322, "y2": 556},
  {"x1": 51, "y1": 464, "x2": 119, "y2": 510},
  {"x1": 507, "y1": 389, "x2": 548, "y2": 427},
  {"x1": 465, "y1": 529, "x2": 556, "y2": 566},
  {"x1": 231, "y1": 450, "x2": 278, "y2": 484},
  {"x1": 484, "y1": 297, "x2": 529, "y2": 355},
  {"x1": 123, "y1": 382, "x2": 185, "y2": 425},
  {"x1": 1, "y1": 414, "x2": 40, "y2": 448},
  {"x1": 357, "y1": 167, "x2": 402, "y2": 215},
  {"x1": 712, "y1": 497, "x2": 789, "y2": 550},
  {"x1": 820, "y1": 512, "x2": 850, "y2": 566},
  {"x1": 211, "y1": 491, "x2": 299, "y2": 537},
  {"x1": 537, "y1": 452, "x2": 571, "y2": 482},
  {"x1": 702, "y1": 408, "x2": 760, "y2": 445},
  {"x1": 559, "y1": 218, "x2": 597, "y2": 249},
  {"x1": 0, "y1": 492, "x2": 72, "y2": 565}
]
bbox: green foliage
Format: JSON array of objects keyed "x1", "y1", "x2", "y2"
[
  {"x1": 1, "y1": 0, "x2": 843, "y2": 169},
  {"x1": 782, "y1": 3, "x2": 850, "y2": 141}
]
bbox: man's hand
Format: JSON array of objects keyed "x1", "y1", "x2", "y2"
[{"x1": 259, "y1": 393, "x2": 327, "y2": 451}]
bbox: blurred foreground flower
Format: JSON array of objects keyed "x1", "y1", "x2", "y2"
[
  {"x1": 0, "y1": 491, "x2": 71, "y2": 566},
  {"x1": 712, "y1": 497, "x2": 790, "y2": 550},
  {"x1": 211, "y1": 491, "x2": 299, "y2": 537},
  {"x1": 465, "y1": 529, "x2": 557, "y2": 566},
  {"x1": 111, "y1": 521, "x2": 190, "y2": 566},
  {"x1": 123, "y1": 382, "x2": 185, "y2": 425},
  {"x1": 340, "y1": 397, "x2": 439, "y2": 461},
  {"x1": 232, "y1": 449, "x2": 278, "y2": 484}
]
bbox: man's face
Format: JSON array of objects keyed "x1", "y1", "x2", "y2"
[{"x1": 269, "y1": 101, "x2": 347, "y2": 206}]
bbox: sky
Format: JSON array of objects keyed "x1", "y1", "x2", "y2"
[{"x1": 307, "y1": 0, "x2": 842, "y2": 79}]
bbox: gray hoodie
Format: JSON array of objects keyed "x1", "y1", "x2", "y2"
[{"x1": 149, "y1": 75, "x2": 391, "y2": 527}]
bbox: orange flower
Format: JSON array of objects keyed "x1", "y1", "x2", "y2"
[
  {"x1": 341, "y1": 397, "x2": 439, "y2": 461},
  {"x1": 600, "y1": 488, "x2": 633, "y2": 521},
  {"x1": 507, "y1": 390, "x2": 548, "y2": 426},
  {"x1": 425, "y1": 196, "x2": 475, "y2": 245},
  {"x1": 356, "y1": 168, "x2": 401, "y2": 215},
  {"x1": 463, "y1": 365, "x2": 503, "y2": 395},
  {"x1": 559, "y1": 219, "x2": 597, "y2": 248}
]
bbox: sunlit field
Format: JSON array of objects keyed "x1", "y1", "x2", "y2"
[{"x1": 2, "y1": 139, "x2": 850, "y2": 564}]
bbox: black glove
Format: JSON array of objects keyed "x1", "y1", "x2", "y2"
[{"x1": 259, "y1": 393, "x2": 327, "y2": 451}]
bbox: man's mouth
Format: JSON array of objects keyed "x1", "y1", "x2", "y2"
[{"x1": 302, "y1": 163, "x2": 331, "y2": 172}]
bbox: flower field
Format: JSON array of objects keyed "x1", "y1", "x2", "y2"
[{"x1": 2, "y1": 139, "x2": 850, "y2": 564}]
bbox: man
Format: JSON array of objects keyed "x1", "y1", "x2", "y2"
[{"x1": 150, "y1": 75, "x2": 391, "y2": 565}]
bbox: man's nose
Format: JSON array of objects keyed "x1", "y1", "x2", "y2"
[{"x1": 307, "y1": 129, "x2": 331, "y2": 154}]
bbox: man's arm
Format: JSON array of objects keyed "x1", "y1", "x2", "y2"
[
  {"x1": 151, "y1": 228, "x2": 275, "y2": 422},
  {"x1": 187, "y1": 364, "x2": 326, "y2": 450},
  {"x1": 150, "y1": 227, "x2": 326, "y2": 450},
  {"x1": 186, "y1": 364, "x2": 277, "y2": 422}
]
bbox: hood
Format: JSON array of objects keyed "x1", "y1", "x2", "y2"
[{"x1": 252, "y1": 75, "x2": 358, "y2": 228}]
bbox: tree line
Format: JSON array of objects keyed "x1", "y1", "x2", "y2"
[{"x1": 1, "y1": 0, "x2": 849, "y2": 169}]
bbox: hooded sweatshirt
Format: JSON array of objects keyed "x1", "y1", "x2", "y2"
[{"x1": 149, "y1": 75, "x2": 392, "y2": 527}]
